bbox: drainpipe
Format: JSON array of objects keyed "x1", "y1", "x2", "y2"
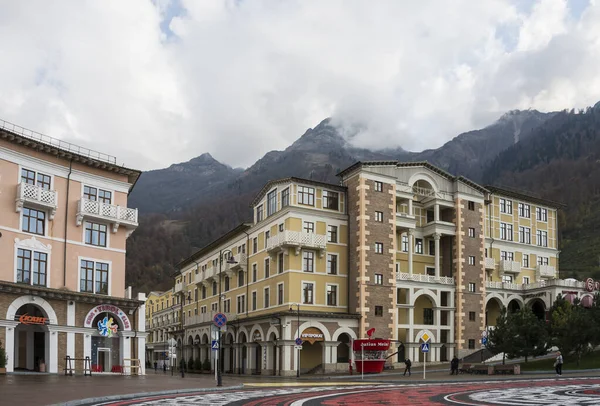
[
  {"x1": 243, "y1": 229, "x2": 250, "y2": 317},
  {"x1": 63, "y1": 159, "x2": 73, "y2": 287}
]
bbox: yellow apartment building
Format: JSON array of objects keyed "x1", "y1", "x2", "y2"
[{"x1": 145, "y1": 289, "x2": 180, "y2": 367}]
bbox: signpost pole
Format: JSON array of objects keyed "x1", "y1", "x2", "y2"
[
  {"x1": 423, "y1": 349, "x2": 426, "y2": 380},
  {"x1": 361, "y1": 343, "x2": 364, "y2": 381}
]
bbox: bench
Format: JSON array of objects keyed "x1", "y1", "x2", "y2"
[
  {"x1": 493, "y1": 364, "x2": 520, "y2": 375},
  {"x1": 459, "y1": 363, "x2": 493, "y2": 375}
]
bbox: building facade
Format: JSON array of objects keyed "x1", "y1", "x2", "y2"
[
  {"x1": 156, "y1": 161, "x2": 597, "y2": 375},
  {"x1": 0, "y1": 120, "x2": 146, "y2": 374},
  {"x1": 145, "y1": 289, "x2": 180, "y2": 367}
]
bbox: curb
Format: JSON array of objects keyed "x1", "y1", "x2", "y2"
[{"x1": 49, "y1": 385, "x2": 245, "y2": 406}]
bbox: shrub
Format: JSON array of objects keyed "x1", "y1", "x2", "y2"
[
  {"x1": 203, "y1": 358, "x2": 211, "y2": 371},
  {"x1": 187, "y1": 356, "x2": 194, "y2": 371},
  {"x1": 0, "y1": 346, "x2": 6, "y2": 368},
  {"x1": 194, "y1": 357, "x2": 202, "y2": 371}
]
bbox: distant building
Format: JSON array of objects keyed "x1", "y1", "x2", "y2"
[
  {"x1": 145, "y1": 289, "x2": 180, "y2": 366},
  {"x1": 157, "y1": 161, "x2": 596, "y2": 376},
  {"x1": 0, "y1": 119, "x2": 145, "y2": 374}
]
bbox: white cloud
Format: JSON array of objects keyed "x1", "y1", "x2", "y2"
[{"x1": 0, "y1": 0, "x2": 597, "y2": 169}]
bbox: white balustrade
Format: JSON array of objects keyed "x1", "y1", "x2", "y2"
[
  {"x1": 396, "y1": 272, "x2": 455, "y2": 285},
  {"x1": 16, "y1": 183, "x2": 58, "y2": 219},
  {"x1": 76, "y1": 197, "x2": 138, "y2": 230},
  {"x1": 484, "y1": 257, "x2": 496, "y2": 269},
  {"x1": 499, "y1": 260, "x2": 520, "y2": 274},
  {"x1": 267, "y1": 230, "x2": 327, "y2": 251},
  {"x1": 536, "y1": 264, "x2": 556, "y2": 278}
]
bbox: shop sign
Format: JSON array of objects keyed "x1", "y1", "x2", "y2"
[
  {"x1": 16, "y1": 313, "x2": 49, "y2": 325},
  {"x1": 84, "y1": 304, "x2": 131, "y2": 331},
  {"x1": 301, "y1": 327, "x2": 324, "y2": 344},
  {"x1": 352, "y1": 339, "x2": 391, "y2": 351},
  {"x1": 586, "y1": 278, "x2": 600, "y2": 292},
  {"x1": 98, "y1": 316, "x2": 119, "y2": 337}
]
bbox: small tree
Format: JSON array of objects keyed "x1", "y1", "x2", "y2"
[
  {"x1": 510, "y1": 306, "x2": 548, "y2": 362},
  {"x1": 194, "y1": 357, "x2": 202, "y2": 371},
  {"x1": 203, "y1": 358, "x2": 211, "y2": 371},
  {"x1": 487, "y1": 307, "x2": 514, "y2": 365},
  {"x1": 187, "y1": 356, "x2": 194, "y2": 371},
  {"x1": 0, "y1": 345, "x2": 6, "y2": 369}
]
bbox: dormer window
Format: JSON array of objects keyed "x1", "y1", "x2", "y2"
[
  {"x1": 256, "y1": 204, "x2": 264, "y2": 222},
  {"x1": 267, "y1": 189, "x2": 277, "y2": 216},
  {"x1": 298, "y1": 186, "x2": 315, "y2": 206}
]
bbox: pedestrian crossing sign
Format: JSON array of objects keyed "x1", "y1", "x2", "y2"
[
  {"x1": 211, "y1": 340, "x2": 219, "y2": 350},
  {"x1": 421, "y1": 343, "x2": 430, "y2": 353}
]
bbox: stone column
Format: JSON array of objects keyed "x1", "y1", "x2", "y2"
[
  {"x1": 434, "y1": 203, "x2": 440, "y2": 222},
  {"x1": 121, "y1": 333, "x2": 133, "y2": 375},
  {"x1": 278, "y1": 340, "x2": 294, "y2": 376},
  {"x1": 67, "y1": 301, "x2": 76, "y2": 360},
  {"x1": 47, "y1": 327, "x2": 59, "y2": 373},
  {"x1": 434, "y1": 233, "x2": 441, "y2": 278},
  {"x1": 4, "y1": 323, "x2": 18, "y2": 373},
  {"x1": 246, "y1": 343, "x2": 258, "y2": 374},
  {"x1": 84, "y1": 333, "x2": 92, "y2": 367},
  {"x1": 408, "y1": 199, "x2": 413, "y2": 216},
  {"x1": 13, "y1": 328, "x2": 19, "y2": 369},
  {"x1": 408, "y1": 229, "x2": 414, "y2": 275},
  {"x1": 137, "y1": 335, "x2": 147, "y2": 375},
  {"x1": 262, "y1": 342, "x2": 274, "y2": 375},
  {"x1": 323, "y1": 341, "x2": 338, "y2": 373}
]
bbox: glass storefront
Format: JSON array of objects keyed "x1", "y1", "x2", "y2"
[{"x1": 90, "y1": 313, "x2": 122, "y2": 372}]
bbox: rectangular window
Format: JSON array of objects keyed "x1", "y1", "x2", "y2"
[
  {"x1": 500, "y1": 223, "x2": 513, "y2": 241},
  {"x1": 469, "y1": 312, "x2": 476, "y2": 321},
  {"x1": 212, "y1": 282, "x2": 217, "y2": 296},
  {"x1": 303, "y1": 251, "x2": 314, "y2": 272},
  {"x1": 21, "y1": 168, "x2": 36, "y2": 185},
  {"x1": 522, "y1": 254, "x2": 529, "y2": 268},
  {"x1": 252, "y1": 291, "x2": 257, "y2": 311},
  {"x1": 468, "y1": 201, "x2": 475, "y2": 211},
  {"x1": 500, "y1": 251, "x2": 514, "y2": 261},
  {"x1": 327, "y1": 225, "x2": 338, "y2": 243},
  {"x1": 537, "y1": 256, "x2": 549, "y2": 265},
  {"x1": 279, "y1": 223, "x2": 284, "y2": 232},
  {"x1": 278, "y1": 283, "x2": 284, "y2": 305},
  {"x1": 469, "y1": 227, "x2": 475, "y2": 238},
  {"x1": 84, "y1": 186, "x2": 112, "y2": 203},
  {"x1": 518, "y1": 203, "x2": 531, "y2": 218},
  {"x1": 536, "y1": 230, "x2": 548, "y2": 247},
  {"x1": 281, "y1": 188, "x2": 290, "y2": 207},
  {"x1": 264, "y1": 258, "x2": 270, "y2": 278},
  {"x1": 375, "y1": 211, "x2": 383, "y2": 222},
  {"x1": 502, "y1": 274, "x2": 513, "y2": 283},
  {"x1": 468, "y1": 339, "x2": 475, "y2": 349},
  {"x1": 237, "y1": 295, "x2": 245, "y2": 314},
  {"x1": 375, "y1": 242, "x2": 383, "y2": 254},
  {"x1": 252, "y1": 263, "x2": 257, "y2": 282},
  {"x1": 327, "y1": 254, "x2": 338, "y2": 275},
  {"x1": 415, "y1": 238, "x2": 423, "y2": 254},
  {"x1": 326, "y1": 285, "x2": 337, "y2": 306},
  {"x1": 375, "y1": 306, "x2": 383, "y2": 316},
  {"x1": 267, "y1": 189, "x2": 277, "y2": 216},
  {"x1": 423, "y1": 308, "x2": 434, "y2": 325},
  {"x1": 95, "y1": 262, "x2": 109, "y2": 294},
  {"x1": 429, "y1": 240, "x2": 435, "y2": 256},
  {"x1": 98, "y1": 189, "x2": 112, "y2": 204},
  {"x1": 500, "y1": 198, "x2": 512, "y2": 214},
  {"x1": 224, "y1": 276, "x2": 230, "y2": 291},
  {"x1": 224, "y1": 299, "x2": 231, "y2": 313},
  {"x1": 536, "y1": 207, "x2": 548, "y2": 222},
  {"x1": 519, "y1": 226, "x2": 531, "y2": 244},
  {"x1": 22, "y1": 207, "x2": 45, "y2": 235},
  {"x1": 80, "y1": 260, "x2": 94, "y2": 293},
  {"x1": 468, "y1": 282, "x2": 476, "y2": 292},
  {"x1": 303, "y1": 221, "x2": 315, "y2": 233},
  {"x1": 264, "y1": 287, "x2": 270, "y2": 308},
  {"x1": 401, "y1": 235, "x2": 408, "y2": 252},
  {"x1": 85, "y1": 222, "x2": 108, "y2": 247},
  {"x1": 202, "y1": 285, "x2": 206, "y2": 299},
  {"x1": 523, "y1": 276, "x2": 530, "y2": 284},
  {"x1": 265, "y1": 230, "x2": 270, "y2": 249},
  {"x1": 374, "y1": 181, "x2": 383, "y2": 192},
  {"x1": 21, "y1": 168, "x2": 51, "y2": 190},
  {"x1": 375, "y1": 274, "x2": 383, "y2": 285},
  {"x1": 238, "y1": 271, "x2": 244, "y2": 287},
  {"x1": 253, "y1": 237, "x2": 258, "y2": 253},
  {"x1": 17, "y1": 249, "x2": 47, "y2": 287},
  {"x1": 278, "y1": 252, "x2": 284, "y2": 274},
  {"x1": 302, "y1": 283, "x2": 314, "y2": 304},
  {"x1": 298, "y1": 186, "x2": 315, "y2": 206},
  {"x1": 323, "y1": 190, "x2": 339, "y2": 210},
  {"x1": 256, "y1": 205, "x2": 264, "y2": 222},
  {"x1": 468, "y1": 256, "x2": 475, "y2": 265},
  {"x1": 426, "y1": 267, "x2": 435, "y2": 276}
]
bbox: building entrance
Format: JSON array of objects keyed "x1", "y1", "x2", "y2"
[{"x1": 13, "y1": 304, "x2": 49, "y2": 372}]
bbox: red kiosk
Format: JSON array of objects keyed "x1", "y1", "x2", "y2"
[{"x1": 352, "y1": 329, "x2": 391, "y2": 374}]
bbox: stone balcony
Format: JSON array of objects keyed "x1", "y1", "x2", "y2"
[
  {"x1": 225, "y1": 253, "x2": 246, "y2": 277},
  {"x1": 174, "y1": 282, "x2": 183, "y2": 294},
  {"x1": 484, "y1": 257, "x2": 496, "y2": 270},
  {"x1": 15, "y1": 182, "x2": 58, "y2": 219},
  {"x1": 422, "y1": 220, "x2": 456, "y2": 237},
  {"x1": 395, "y1": 212, "x2": 417, "y2": 229},
  {"x1": 266, "y1": 230, "x2": 327, "y2": 256},
  {"x1": 499, "y1": 260, "x2": 520, "y2": 274},
  {"x1": 76, "y1": 197, "x2": 138, "y2": 233},
  {"x1": 185, "y1": 312, "x2": 233, "y2": 327},
  {"x1": 536, "y1": 264, "x2": 556, "y2": 279},
  {"x1": 396, "y1": 272, "x2": 455, "y2": 285}
]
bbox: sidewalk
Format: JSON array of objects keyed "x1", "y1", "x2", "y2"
[{"x1": 1, "y1": 368, "x2": 599, "y2": 406}]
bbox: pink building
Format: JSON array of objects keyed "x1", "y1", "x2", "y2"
[{"x1": 0, "y1": 120, "x2": 146, "y2": 375}]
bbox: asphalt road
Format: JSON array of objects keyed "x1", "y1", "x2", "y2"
[{"x1": 79, "y1": 377, "x2": 600, "y2": 406}]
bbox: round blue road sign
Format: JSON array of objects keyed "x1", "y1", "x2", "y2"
[
  {"x1": 295, "y1": 337, "x2": 303, "y2": 346},
  {"x1": 213, "y1": 312, "x2": 227, "y2": 328}
]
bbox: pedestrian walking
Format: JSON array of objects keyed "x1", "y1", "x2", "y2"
[
  {"x1": 403, "y1": 358, "x2": 412, "y2": 376},
  {"x1": 450, "y1": 356, "x2": 459, "y2": 375},
  {"x1": 163, "y1": 362, "x2": 167, "y2": 373},
  {"x1": 154, "y1": 361, "x2": 157, "y2": 373},
  {"x1": 180, "y1": 358, "x2": 185, "y2": 378},
  {"x1": 554, "y1": 351, "x2": 563, "y2": 376}
]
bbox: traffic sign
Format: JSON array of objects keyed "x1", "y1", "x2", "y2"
[
  {"x1": 211, "y1": 340, "x2": 219, "y2": 350},
  {"x1": 420, "y1": 343, "x2": 430, "y2": 353},
  {"x1": 295, "y1": 337, "x2": 303, "y2": 346},
  {"x1": 213, "y1": 313, "x2": 227, "y2": 328},
  {"x1": 294, "y1": 345, "x2": 303, "y2": 350},
  {"x1": 482, "y1": 337, "x2": 488, "y2": 346}
]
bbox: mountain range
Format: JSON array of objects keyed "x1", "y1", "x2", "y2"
[{"x1": 126, "y1": 105, "x2": 600, "y2": 293}]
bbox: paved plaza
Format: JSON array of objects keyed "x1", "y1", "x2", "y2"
[{"x1": 1, "y1": 369, "x2": 599, "y2": 406}]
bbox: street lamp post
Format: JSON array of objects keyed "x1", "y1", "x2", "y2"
[
  {"x1": 217, "y1": 249, "x2": 237, "y2": 387},
  {"x1": 289, "y1": 303, "x2": 300, "y2": 378}
]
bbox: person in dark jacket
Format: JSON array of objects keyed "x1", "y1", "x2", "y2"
[
  {"x1": 403, "y1": 358, "x2": 412, "y2": 376},
  {"x1": 450, "y1": 356, "x2": 459, "y2": 375}
]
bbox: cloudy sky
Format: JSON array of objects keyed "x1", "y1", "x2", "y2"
[{"x1": 1, "y1": 0, "x2": 599, "y2": 170}]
